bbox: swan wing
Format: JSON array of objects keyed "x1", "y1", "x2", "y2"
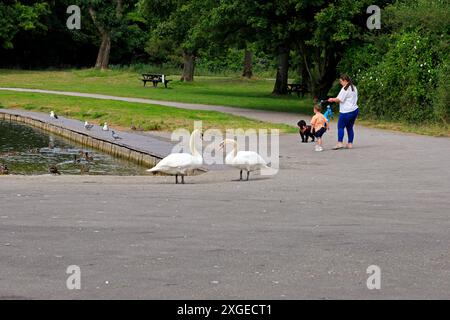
[{"x1": 235, "y1": 151, "x2": 267, "y2": 165}]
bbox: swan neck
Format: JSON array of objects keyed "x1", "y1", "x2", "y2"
[{"x1": 190, "y1": 131, "x2": 200, "y2": 157}]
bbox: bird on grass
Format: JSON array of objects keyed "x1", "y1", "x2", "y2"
[
  {"x1": 112, "y1": 130, "x2": 122, "y2": 140},
  {"x1": 102, "y1": 122, "x2": 109, "y2": 131},
  {"x1": 48, "y1": 165, "x2": 61, "y2": 175},
  {"x1": 0, "y1": 164, "x2": 9, "y2": 175},
  {"x1": 130, "y1": 121, "x2": 137, "y2": 131},
  {"x1": 50, "y1": 111, "x2": 58, "y2": 119},
  {"x1": 84, "y1": 121, "x2": 94, "y2": 130}
]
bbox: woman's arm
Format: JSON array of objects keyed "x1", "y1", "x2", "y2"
[{"x1": 328, "y1": 97, "x2": 341, "y2": 103}]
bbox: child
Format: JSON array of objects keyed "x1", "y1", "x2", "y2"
[{"x1": 310, "y1": 105, "x2": 329, "y2": 152}]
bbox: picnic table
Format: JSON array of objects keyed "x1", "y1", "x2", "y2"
[
  {"x1": 141, "y1": 74, "x2": 172, "y2": 88},
  {"x1": 287, "y1": 83, "x2": 306, "y2": 97}
]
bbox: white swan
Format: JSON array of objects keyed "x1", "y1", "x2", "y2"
[
  {"x1": 147, "y1": 130, "x2": 203, "y2": 184},
  {"x1": 220, "y1": 139, "x2": 270, "y2": 181}
]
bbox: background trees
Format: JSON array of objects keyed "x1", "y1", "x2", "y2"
[{"x1": 0, "y1": 0, "x2": 448, "y2": 124}]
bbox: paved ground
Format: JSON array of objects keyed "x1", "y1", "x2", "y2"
[{"x1": 1, "y1": 120, "x2": 449, "y2": 299}]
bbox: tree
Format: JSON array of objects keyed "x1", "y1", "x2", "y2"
[
  {"x1": 77, "y1": 0, "x2": 139, "y2": 70},
  {"x1": 141, "y1": 0, "x2": 215, "y2": 81},
  {"x1": 0, "y1": 0, "x2": 48, "y2": 49}
]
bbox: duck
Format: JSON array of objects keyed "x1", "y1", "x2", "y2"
[
  {"x1": 0, "y1": 164, "x2": 9, "y2": 175},
  {"x1": 84, "y1": 121, "x2": 94, "y2": 130},
  {"x1": 84, "y1": 152, "x2": 94, "y2": 162},
  {"x1": 73, "y1": 153, "x2": 81, "y2": 164},
  {"x1": 48, "y1": 165, "x2": 61, "y2": 175},
  {"x1": 147, "y1": 129, "x2": 203, "y2": 184},
  {"x1": 219, "y1": 139, "x2": 270, "y2": 181},
  {"x1": 102, "y1": 122, "x2": 109, "y2": 131},
  {"x1": 50, "y1": 111, "x2": 58, "y2": 119}
]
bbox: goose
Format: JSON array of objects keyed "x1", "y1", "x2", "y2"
[
  {"x1": 102, "y1": 122, "x2": 109, "y2": 131},
  {"x1": 147, "y1": 129, "x2": 203, "y2": 184},
  {"x1": 84, "y1": 121, "x2": 94, "y2": 130},
  {"x1": 50, "y1": 111, "x2": 58, "y2": 119},
  {"x1": 219, "y1": 139, "x2": 270, "y2": 181}
]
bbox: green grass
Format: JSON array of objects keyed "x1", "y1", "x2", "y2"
[
  {"x1": 358, "y1": 118, "x2": 450, "y2": 137},
  {"x1": 0, "y1": 91, "x2": 297, "y2": 133},
  {"x1": 0, "y1": 69, "x2": 312, "y2": 114}
]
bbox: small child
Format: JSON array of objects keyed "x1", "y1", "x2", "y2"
[{"x1": 310, "y1": 105, "x2": 329, "y2": 152}]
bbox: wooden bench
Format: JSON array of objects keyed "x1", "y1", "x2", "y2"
[
  {"x1": 141, "y1": 74, "x2": 172, "y2": 88},
  {"x1": 287, "y1": 83, "x2": 306, "y2": 97}
]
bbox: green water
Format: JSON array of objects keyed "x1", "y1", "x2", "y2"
[{"x1": 0, "y1": 120, "x2": 147, "y2": 175}]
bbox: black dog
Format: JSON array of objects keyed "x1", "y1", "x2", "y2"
[{"x1": 297, "y1": 120, "x2": 315, "y2": 143}]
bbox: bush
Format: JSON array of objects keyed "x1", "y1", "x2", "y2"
[{"x1": 339, "y1": 0, "x2": 450, "y2": 125}]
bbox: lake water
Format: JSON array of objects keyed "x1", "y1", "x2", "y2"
[{"x1": 0, "y1": 120, "x2": 148, "y2": 175}]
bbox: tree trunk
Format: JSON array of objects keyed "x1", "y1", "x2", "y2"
[
  {"x1": 180, "y1": 52, "x2": 195, "y2": 82},
  {"x1": 272, "y1": 46, "x2": 289, "y2": 95},
  {"x1": 242, "y1": 49, "x2": 253, "y2": 79},
  {"x1": 95, "y1": 32, "x2": 111, "y2": 70}
]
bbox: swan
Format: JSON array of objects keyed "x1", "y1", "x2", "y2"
[
  {"x1": 147, "y1": 129, "x2": 203, "y2": 184},
  {"x1": 220, "y1": 139, "x2": 270, "y2": 181}
]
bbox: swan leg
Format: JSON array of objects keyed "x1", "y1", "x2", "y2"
[
  {"x1": 181, "y1": 175, "x2": 185, "y2": 184},
  {"x1": 175, "y1": 175, "x2": 179, "y2": 184},
  {"x1": 246, "y1": 171, "x2": 250, "y2": 181},
  {"x1": 240, "y1": 170, "x2": 243, "y2": 181}
]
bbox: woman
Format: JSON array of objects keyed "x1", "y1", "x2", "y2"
[{"x1": 328, "y1": 74, "x2": 359, "y2": 150}]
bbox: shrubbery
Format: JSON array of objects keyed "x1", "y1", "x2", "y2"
[{"x1": 338, "y1": 0, "x2": 449, "y2": 125}]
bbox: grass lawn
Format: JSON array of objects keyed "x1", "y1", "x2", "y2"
[
  {"x1": 0, "y1": 91, "x2": 297, "y2": 133},
  {"x1": 0, "y1": 69, "x2": 312, "y2": 114}
]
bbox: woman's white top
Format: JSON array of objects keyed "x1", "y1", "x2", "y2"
[{"x1": 337, "y1": 85, "x2": 359, "y2": 113}]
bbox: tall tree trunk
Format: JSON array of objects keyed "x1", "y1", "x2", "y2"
[
  {"x1": 95, "y1": 32, "x2": 111, "y2": 70},
  {"x1": 272, "y1": 46, "x2": 289, "y2": 95},
  {"x1": 242, "y1": 49, "x2": 253, "y2": 79},
  {"x1": 180, "y1": 52, "x2": 195, "y2": 82}
]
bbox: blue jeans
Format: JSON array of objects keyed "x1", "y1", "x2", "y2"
[{"x1": 338, "y1": 109, "x2": 359, "y2": 143}]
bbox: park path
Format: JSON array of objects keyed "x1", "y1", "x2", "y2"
[{"x1": 0, "y1": 87, "x2": 302, "y2": 126}]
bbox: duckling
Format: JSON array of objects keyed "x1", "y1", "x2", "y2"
[
  {"x1": 0, "y1": 164, "x2": 9, "y2": 175},
  {"x1": 48, "y1": 165, "x2": 61, "y2": 175}
]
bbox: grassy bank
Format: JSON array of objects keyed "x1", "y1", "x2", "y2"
[
  {"x1": 0, "y1": 69, "x2": 311, "y2": 114},
  {"x1": 358, "y1": 119, "x2": 450, "y2": 138},
  {"x1": 0, "y1": 91, "x2": 296, "y2": 133}
]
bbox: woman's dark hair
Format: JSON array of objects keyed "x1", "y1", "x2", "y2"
[{"x1": 340, "y1": 74, "x2": 355, "y2": 92}]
